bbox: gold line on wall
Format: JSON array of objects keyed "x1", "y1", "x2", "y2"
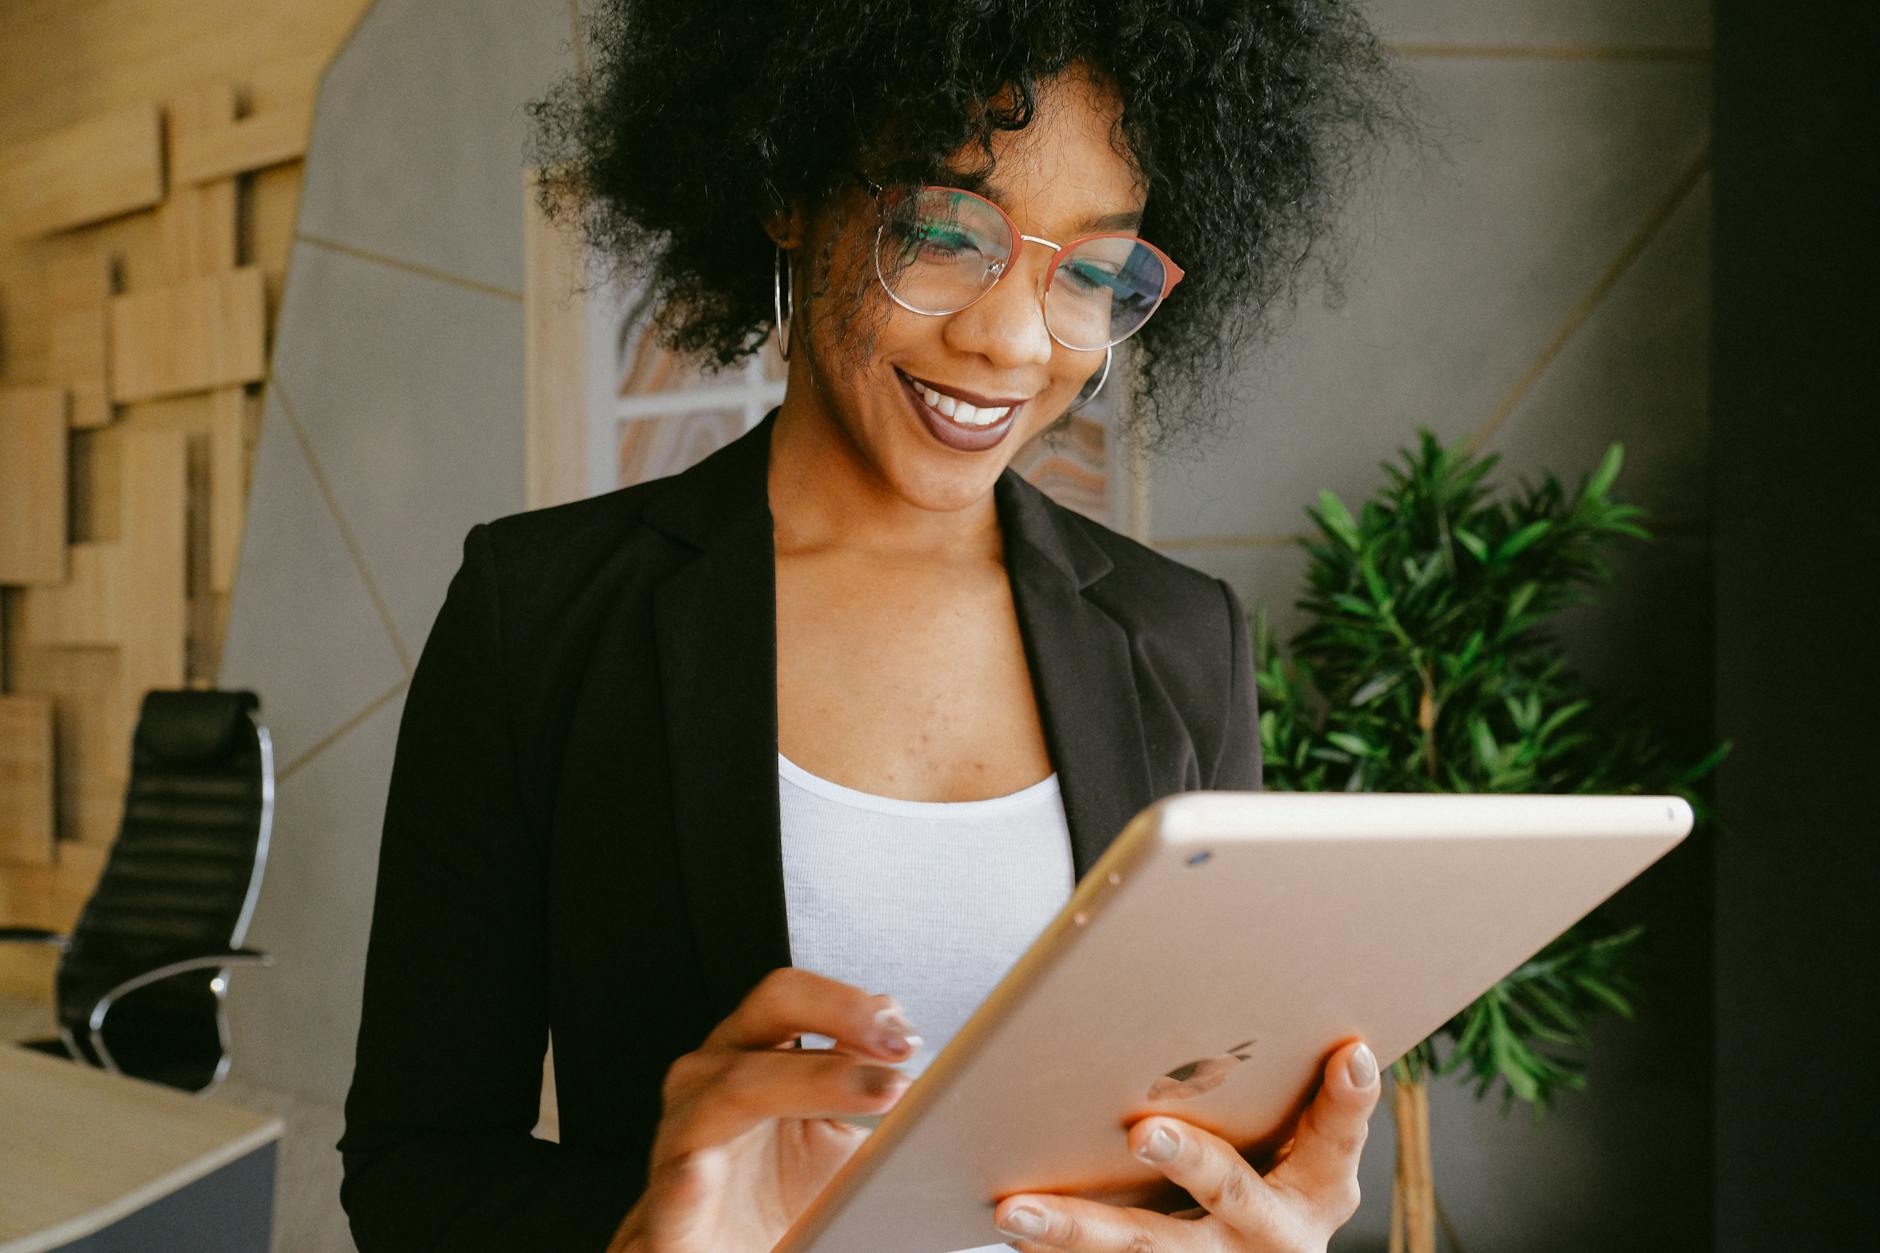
[
  {"x1": 270, "y1": 377, "x2": 415, "y2": 673},
  {"x1": 277, "y1": 674, "x2": 411, "y2": 782},
  {"x1": 294, "y1": 232, "x2": 525, "y2": 303},
  {"x1": 1386, "y1": 43, "x2": 1712, "y2": 64},
  {"x1": 1467, "y1": 145, "x2": 1711, "y2": 454}
]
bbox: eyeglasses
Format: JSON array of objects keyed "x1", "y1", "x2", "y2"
[{"x1": 856, "y1": 173, "x2": 1184, "y2": 352}]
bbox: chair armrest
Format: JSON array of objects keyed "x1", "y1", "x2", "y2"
[
  {"x1": 86, "y1": 947, "x2": 274, "y2": 1074},
  {"x1": 0, "y1": 927, "x2": 68, "y2": 951}
]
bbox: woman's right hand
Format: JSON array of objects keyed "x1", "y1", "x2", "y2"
[{"x1": 607, "y1": 967, "x2": 922, "y2": 1253}]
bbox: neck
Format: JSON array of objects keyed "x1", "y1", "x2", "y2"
[{"x1": 767, "y1": 385, "x2": 1004, "y2": 563}]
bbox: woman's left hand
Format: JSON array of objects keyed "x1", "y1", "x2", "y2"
[{"x1": 994, "y1": 1038, "x2": 1381, "y2": 1252}]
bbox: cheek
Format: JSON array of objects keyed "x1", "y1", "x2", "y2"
[
  {"x1": 839, "y1": 286, "x2": 926, "y2": 384},
  {"x1": 1018, "y1": 360, "x2": 1084, "y2": 438}
]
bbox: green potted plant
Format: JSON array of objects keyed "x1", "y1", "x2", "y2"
[{"x1": 1251, "y1": 431, "x2": 1725, "y2": 1252}]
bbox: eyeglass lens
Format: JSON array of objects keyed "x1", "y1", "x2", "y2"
[{"x1": 876, "y1": 186, "x2": 1169, "y2": 350}]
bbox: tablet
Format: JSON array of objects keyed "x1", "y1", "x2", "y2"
[{"x1": 772, "y1": 790, "x2": 1693, "y2": 1253}]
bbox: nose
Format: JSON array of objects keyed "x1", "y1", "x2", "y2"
[{"x1": 942, "y1": 239, "x2": 1056, "y2": 370}]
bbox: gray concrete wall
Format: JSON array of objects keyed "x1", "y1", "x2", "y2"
[
  {"x1": 220, "y1": 2, "x2": 1713, "y2": 1249},
  {"x1": 218, "y1": 0, "x2": 571, "y2": 1107}
]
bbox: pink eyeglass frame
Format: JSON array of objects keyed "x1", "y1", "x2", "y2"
[{"x1": 856, "y1": 172, "x2": 1186, "y2": 350}]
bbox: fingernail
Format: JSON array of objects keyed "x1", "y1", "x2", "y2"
[
  {"x1": 1347, "y1": 1042, "x2": 1378, "y2": 1089},
  {"x1": 996, "y1": 1205, "x2": 1046, "y2": 1238},
  {"x1": 873, "y1": 1005, "x2": 921, "y2": 1056},
  {"x1": 873, "y1": 1030, "x2": 923, "y2": 1058},
  {"x1": 853, "y1": 1065, "x2": 907, "y2": 1096},
  {"x1": 1135, "y1": 1124, "x2": 1179, "y2": 1163}
]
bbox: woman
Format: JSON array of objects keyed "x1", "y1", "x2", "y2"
[{"x1": 338, "y1": 2, "x2": 1409, "y2": 1250}]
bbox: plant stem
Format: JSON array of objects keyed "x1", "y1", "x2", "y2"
[
  {"x1": 1390, "y1": 1073, "x2": 1437, "y2": 1253},
  {"x1": 1417, "y1": 668, "x2": 1439, "y2": 780}
]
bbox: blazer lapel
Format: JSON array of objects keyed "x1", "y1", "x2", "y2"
[
  {"x1": 994, "y1": 469, "x2": 1156, "y2": 880},
  {"x1": 645, "y1": 410, "x2": 1157, "y2": 1022},
  {"x1": 647, "y1": 418, "x2": 791, "y2": 1026}
]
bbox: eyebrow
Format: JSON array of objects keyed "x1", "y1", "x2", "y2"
[{"x1": 942, "y1": 168, "x2": 1144, "y2": 235}]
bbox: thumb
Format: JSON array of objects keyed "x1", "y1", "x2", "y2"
[{"x1": 1269, "y1": 1039, "x2": 1379, "y2": 1207}]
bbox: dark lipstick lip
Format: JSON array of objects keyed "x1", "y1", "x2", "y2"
[
  {"x1": 897, "y1": 368, "x2": 1020, "y2": 453},
  {"x1": 898, "y1": 368, "x2": 1035, "y2": 410}
]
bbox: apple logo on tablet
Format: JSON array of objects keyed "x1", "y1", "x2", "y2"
[{"x1": 1146, "y1": 1039, "x2": 1258, "y2": 1101}]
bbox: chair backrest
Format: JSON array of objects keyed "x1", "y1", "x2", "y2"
[{"x1": 55, "y1": 689, "x2": 273, "y2": 1091}]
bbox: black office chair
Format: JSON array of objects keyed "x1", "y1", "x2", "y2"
[{"x1": 0, "y1": 688, "x2": 274, "y2": 1095}]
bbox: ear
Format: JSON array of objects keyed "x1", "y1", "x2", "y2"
[{"x1": 760, "y1": 197, "x2": 807, "y2": 250}]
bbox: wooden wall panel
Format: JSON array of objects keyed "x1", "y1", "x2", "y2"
[
  {"x1": 155, "y1": 182, "x2": 239, "y2": 281},
  {"x1": 0, "y1": 387, "x2": 69, "y2": 584},
  {"x1": 0, "y1": 695, "x2": 55, "y2": 867},
  {"x1": 251, "y1": 162, "x2": 305, "y2": 325},
  {"x1": 118, "y1": 428, "x2": 190, "y2": 697},
  {"x1": 107, "y1": 267, "x2": 267, "y2": 402},
  {"x1": 40, "y1": 249, "x2": 114, "y2": 312},
  {"x1": 159, "y1": 81, "x2": 241, "y2": 280},
  {"x1": 0, "y1": 842, "x2": 105, "y2": 929},
  {"x1": 69, "y1": 428, "x2": 123, "y2": 544},
  {"x1": 171, "y1": 92, "x2": 313, "y2": 187},
  {"x1": 0, "y1": 5, "x2": 371, "y2": 148},
  {"x1": 0, "y1": 104, "x2": 163, "y2": 239},
  {"x1": 0, "y1": 0, "x2": 372, "y2": 1004},
  {"x1": 38, "y1": 250, "x2": 116, "y2": 431},
  {"x1": 5, "y1": 640, "x2": 129, "y2": 849},
  {"x1": 19, "y1": 543, "x2": 125, "y2": 648},
  {"x1": 48, "y1": 309, "x2": 112, "y2": 431}
]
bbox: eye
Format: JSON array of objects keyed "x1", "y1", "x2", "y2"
[
  {"x1": 1061, "y1": 257, "x2": 1122, "y2": 292},
  {"x1": 892, "y1": 218, "x2": 984, "y2": 261}
]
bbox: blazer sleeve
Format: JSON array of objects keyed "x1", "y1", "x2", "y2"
[
  {"x1": 1209, "y1": 578, "x2": 1264, "y2": 792},
  {"x1": 337, "y1": 522, "x2": 636, "y2": 1251}
]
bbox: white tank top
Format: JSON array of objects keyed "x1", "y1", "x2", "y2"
[{"x1": 778, "y1": 752, "x2": 1075, "y2": 1253}]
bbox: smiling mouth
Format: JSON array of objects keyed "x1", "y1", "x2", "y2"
[
  {"x1": 895, "y1": 368, "x2": 1026, "y2": 453},
  {"x1": 898, "y1": 370, "x2": 1023, "y2": 427}
]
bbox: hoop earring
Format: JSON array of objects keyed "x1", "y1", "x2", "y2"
[
  {"x1": 773, "y1": 245, "x2": 794, "y2": 361},
  {"x1": 1065, "y1": 344, "x2": 1113, "y2": 414}
]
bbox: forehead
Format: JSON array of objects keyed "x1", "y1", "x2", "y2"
[{"x1": 943, "y1": 68, "x2": 1147, "y2": 230}]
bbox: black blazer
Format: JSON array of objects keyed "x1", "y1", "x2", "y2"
[{"x1": 337, "y1": 409, "x2": 1263, "y2": 1251}]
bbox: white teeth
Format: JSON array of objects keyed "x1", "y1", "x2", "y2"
[
  {"x1": 910, "y1": 375, "x2": 1012, "y2": 427},
  {"x1": 962, "y1": 403, "x2": 1011, "y2": 426}
]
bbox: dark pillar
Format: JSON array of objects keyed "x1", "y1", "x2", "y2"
[{"x1": 1712, "y1": 3, "x2": 1880, "y2": 1248}]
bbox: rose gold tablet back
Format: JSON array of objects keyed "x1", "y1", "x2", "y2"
[{"x1": 773, "y1": 791, "x2": 1693, "y2": 1253}]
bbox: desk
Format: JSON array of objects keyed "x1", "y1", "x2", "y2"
[{"x1": 0, "y1": 1043, "x2": 283, "y2": 1252}]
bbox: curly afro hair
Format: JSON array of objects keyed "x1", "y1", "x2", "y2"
[{"x1": 526, "y1": 1, "x2": 1414, "y2": 451}]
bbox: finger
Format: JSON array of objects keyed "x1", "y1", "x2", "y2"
[
  {"x1": 658, "y1": 1046, "x2": 911, "y2": 1156},
  {"x1": 992, "y1": 1191, "x2": 1204, "y2": 1252},
  {"x1": 1268, "y1": 1038, "x2": 1380, "y2": 1226},
  {"x1": 1125, "y1": 1113, "x2": 1288, "y2": 1235},
  {"x1": 702, "y1": 966, "x2": 922, "y2": 1061}
]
